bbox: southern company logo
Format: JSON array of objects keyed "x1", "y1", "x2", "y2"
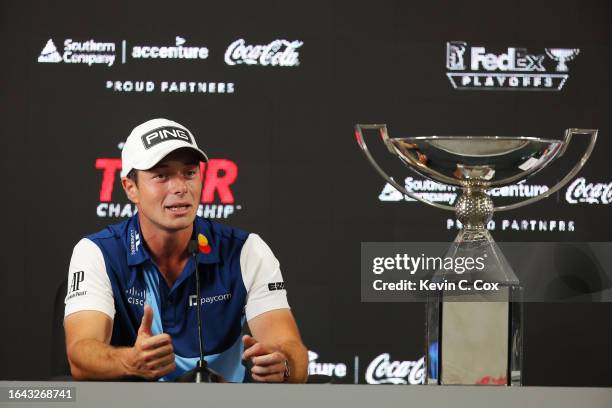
[
  {"x1": 445, "y1": 41, "x2": 580, "y2": 91},
  {"x1": 38, "y1": 39, "x2": 62, "y2": 63},
  {"x1": 38, "y1": 38, "x2": 116, "y2": 66}
]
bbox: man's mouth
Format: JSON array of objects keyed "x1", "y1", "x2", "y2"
[{"x1": 165, "y1": 204, "x2": 191, "y2": 213}]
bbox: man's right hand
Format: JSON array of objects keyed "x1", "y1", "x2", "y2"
[{"x1": 122, "y1": 304, "x2": 176, "y2": 380}]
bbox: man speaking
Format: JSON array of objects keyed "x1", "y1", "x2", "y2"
[{"x1": 64, "y1": 119, "x2": 308, "y2": 382}]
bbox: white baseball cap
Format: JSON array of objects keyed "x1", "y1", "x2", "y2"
[{"x1": 121, "y1": 118, "x2": 208, "y2": 177}]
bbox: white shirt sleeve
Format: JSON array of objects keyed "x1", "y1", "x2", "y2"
[
  {"x1": 64, "y1": 238, "x2": 115, "y2": 319},
  {"x1": 240, "y1": 234, "x2": 290, "y2": 321}
]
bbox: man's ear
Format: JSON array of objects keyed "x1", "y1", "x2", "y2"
[{"x1": 121, "y1": 176, "x2": 139, "y2": 204}]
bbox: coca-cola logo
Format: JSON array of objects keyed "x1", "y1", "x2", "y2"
[
  {"x1": 365, "y1": 353, "x2": 425, "y2": 385},
  {"x1": 224, "y1": 39, "x2": 303, "y2": 67},
  {"x1": 566, "y1": 177, "x2": 612, "y2": 205}
]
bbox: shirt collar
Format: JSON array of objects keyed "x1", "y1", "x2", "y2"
[{"x1": 125, "y1": 215, "x2": 220, "y2": 267}]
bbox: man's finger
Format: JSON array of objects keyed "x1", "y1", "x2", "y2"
[
  {"x1": 242, "y1": 342, "x2": 265, "y2": 360},
  {"x1": 141, "y1": 333, "x2": 172, "y2": 350},
  {"x1": 252, "y1": 352, "x2": 285, "y2": 367},
  {"x1": 147, "y1": 352, "x2": 176, "y2": 370},
  {"x1": 242, "y1": 334, "x2": 257, "y2": 349},
  {"x1": 251, "y1": 362, "x2": 285, "y2": 375},
  {"x1": 138, "y1": 304, "x2": 153, "y2": 336},
  {"x1": 154, "y1": 359, "x2": 177, "y2": 379},
  {"x1": 251, "y1": 372, "x2": 285, "y2": 383},
  {"x1": 143, "y1": 344, "x2": 174, "y2": 361}
]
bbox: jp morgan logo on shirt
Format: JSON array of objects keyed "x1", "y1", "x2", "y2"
[
  {"x1": 189, "y1": 293, "x2": 232, "y2": 306},
  {"x1": 126, "y1": 287, "x2": 146, "y2": 307},
  {"x1": 141, "y1": 126, "x2": 193, "y2": 150},
  {"x1": 445, "y1": 41, "x2": 580, "y2": 91}
]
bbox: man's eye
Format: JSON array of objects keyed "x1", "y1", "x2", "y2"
[
  {"x1": 186, "y1": 170, "x2": 197, "y2": 177},
  {"x1": 154, "y1": 174, "x2": 167, "y2": 180}
]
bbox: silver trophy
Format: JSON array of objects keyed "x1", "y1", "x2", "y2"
[
  {"x1": 545, "y1": 48, "x2": 580, "y2": 72},
  {"x1": 355, "y1": 125, "x2": 597, "y2": 385}
]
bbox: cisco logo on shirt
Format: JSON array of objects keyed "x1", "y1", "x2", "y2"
[{"x1": 126, "y1": 287, "x2": 146, "y2": 307}]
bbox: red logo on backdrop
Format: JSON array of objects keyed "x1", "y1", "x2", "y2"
[{"x1": 94, "y1": 158, "x2": 242, "y2": 219}]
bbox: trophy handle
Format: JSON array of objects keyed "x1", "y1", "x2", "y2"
[
  {"x1": 494, "y1": 128, "x2": 598, "y2": 212},
  {"x1": 355, "y1": 124, "x2": 455, "y2": 212}
]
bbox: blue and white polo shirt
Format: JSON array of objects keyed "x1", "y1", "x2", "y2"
[{"x1": 64, "y1": 215, "x2": 289, "y2": 382}]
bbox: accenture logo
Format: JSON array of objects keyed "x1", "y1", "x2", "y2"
[
  {"x1": 131, "y1": 36, "x2": 209, "y2": 60},
  {"x1": 38, "y1": 38, "x2": 116, "y2": 66},
  {"x1": 445, "y1": 41, "x2": 579, "y2": 91}
]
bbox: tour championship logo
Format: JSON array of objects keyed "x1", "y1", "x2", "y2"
[
  {"x1": 95, "y1": 144, "x2": 242, "y2": 219},
  {"x1": 38, "y1": 38, "x2": 116, "y2": 67},
  {"x1": 445, "y1": 41, "x2": 580, "y2": 90}
]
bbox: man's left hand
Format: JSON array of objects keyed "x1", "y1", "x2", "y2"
[{"x1": 242, "y1": 334, "x2": 289, "y2": 382}]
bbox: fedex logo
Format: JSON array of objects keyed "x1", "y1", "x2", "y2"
[{"x1": 95, "y1": 158, "x2": 237, "y2": 203}]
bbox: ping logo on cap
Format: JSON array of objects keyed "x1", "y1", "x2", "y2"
[
  {"x1": 141, "y1": 126, "x2": 193, "y2": 150},
  {"x1": 198, "y1": 233, "x2": 211, "y2": 254}
]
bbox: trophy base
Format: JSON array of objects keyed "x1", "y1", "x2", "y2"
[{"x1": 425, "y1": 229, "x2": 523, "y2": 386}]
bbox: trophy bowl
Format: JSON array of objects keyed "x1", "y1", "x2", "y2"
[
  {"x1": 355, "y1": 125, "x2": 597, "y2": 386},
  {"x1": 387, "y1": 136, "x2": 563, "y2": 187}
]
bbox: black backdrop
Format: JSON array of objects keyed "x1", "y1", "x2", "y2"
[{"x1": 1, "y1": 0, "x2": 611, "y2": 385}]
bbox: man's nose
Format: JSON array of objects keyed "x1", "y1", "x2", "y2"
[{"x1": 169, "y1": 175, "x2": 188, "y2": 195}]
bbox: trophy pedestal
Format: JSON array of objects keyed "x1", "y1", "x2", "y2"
[
  {"x1": 426, "y1": 289, "x2": 523, "y2": 385},
  {"x1": 426, "y1": 229, "x2": 523, "y2": 386}
]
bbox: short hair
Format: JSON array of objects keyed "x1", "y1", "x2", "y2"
[{"x1": 126, "y1": 169, "x2": 139, "y2": 186}]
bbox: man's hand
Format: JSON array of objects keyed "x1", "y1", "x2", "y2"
[
  {"x1": 122, "y1": 304, "x2": 176, "y2": 380},
  {"x1": 242, "y1": 334, "x2": 289, "y2": 382}
]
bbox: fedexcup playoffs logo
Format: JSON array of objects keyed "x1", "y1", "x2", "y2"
[{"x1": 446, "y1": 41, "x2": 580, "y2": 90}]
